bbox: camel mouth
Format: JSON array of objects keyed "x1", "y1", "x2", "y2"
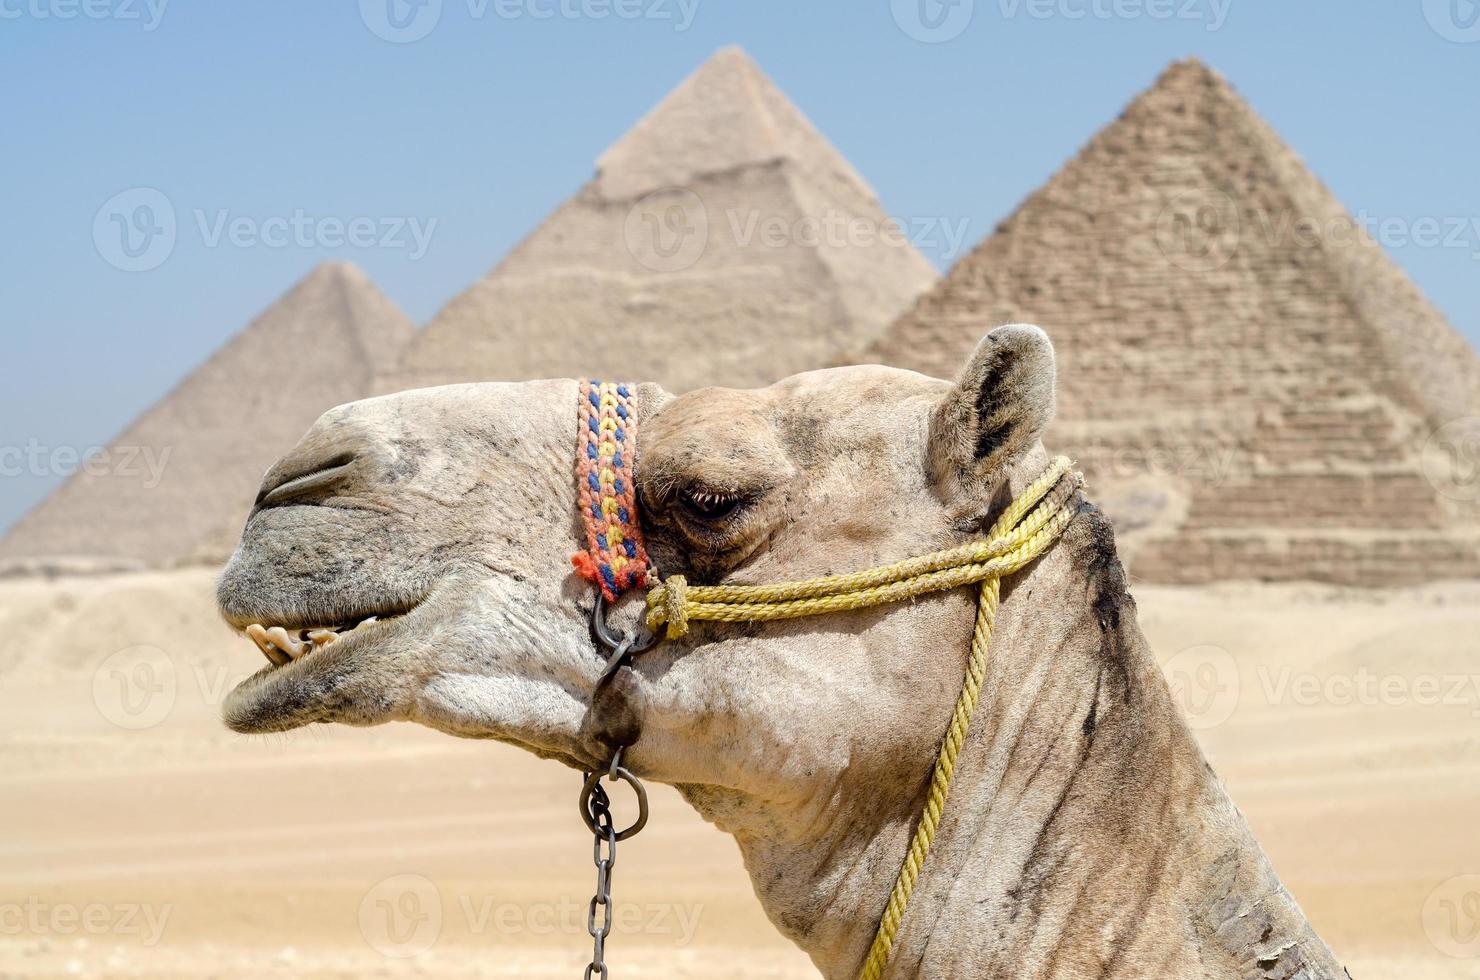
[
  {"x1": 219, "y1": 588, "x2": 436, "y2": 735},
  {"x1": 223, "y1": 586, "x2": 425, "y2": 666},
  {"x1": 238, "y1": 612, "x2": 404, "y2": 669}
]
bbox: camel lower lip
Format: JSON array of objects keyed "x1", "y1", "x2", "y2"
[{"x1": 222, "y1": 613, "x2": 406, "y2": 734}]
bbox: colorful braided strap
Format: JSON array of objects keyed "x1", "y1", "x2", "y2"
[{"x1": 572, "y1": 380, "x2": 651, "y2": 602}]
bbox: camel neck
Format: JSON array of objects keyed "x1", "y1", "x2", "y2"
[{"x1": 711, "y1": 510, "x2": 1344, "y2": 979}]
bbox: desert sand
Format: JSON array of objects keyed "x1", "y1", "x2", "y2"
[{"x1": 3, "y1": 570, "x2": 1479, "y2": 978}]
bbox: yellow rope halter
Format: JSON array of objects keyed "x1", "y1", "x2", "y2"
[{"x1": 644, "y1": 456, "x2": 1082, "y2": 979}]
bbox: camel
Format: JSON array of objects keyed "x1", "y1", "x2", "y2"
[{"x1": 217, "y1": 324, "x2": 1348, "y2": 979}]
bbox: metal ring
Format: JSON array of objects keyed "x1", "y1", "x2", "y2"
[
  {"x1": 591, "y1": 594, "x2": 660, "y2": 655},
  {"x1": 579, "y1": 764, "x2": 649, "y2": 842},
  {"x1": 596, "y1": 634, "x2": 634, "y2": 687}
]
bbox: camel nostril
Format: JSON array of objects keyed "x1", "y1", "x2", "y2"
[{"x1": 254, "y1": 452, "x2": 359, "y2": 508}]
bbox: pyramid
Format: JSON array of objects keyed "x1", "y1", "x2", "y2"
[
  {"x1": 864, "y1": 59, "x2": 1480, "y2": 586},
  {"x1": 0, "y1": 262, "x2": 415, "y2": 570},
  {"x1": 383, "y1": 47, "x2": 936, "y2": 395}
]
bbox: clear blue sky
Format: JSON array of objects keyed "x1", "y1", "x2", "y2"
[{"x1": 3, "y1": 1, "x2": 1478, "y2": 534}]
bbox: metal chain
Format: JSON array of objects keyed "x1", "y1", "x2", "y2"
[
  {"x1": 577, "y1": 743, "x2": 649, "y2": 978},
  {"x1": 583, "y1": 779, "x2": 618, "y2": 980},
  {"x1": 581, "y1": 599, "x2": 655, "y2": 979}
]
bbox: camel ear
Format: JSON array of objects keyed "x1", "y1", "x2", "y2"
[
  {"x1": 635, "y1": 381, "x2": 672, "y2": 423},
  {"x1": 929, "y1": 324, "x2": 1056, "y2": 501}
]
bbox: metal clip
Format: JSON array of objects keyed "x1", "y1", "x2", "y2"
[
  {"x1": 589, "y1": 594, "x2": 660, "y2": 687},
  {"x1": 579, "y1": 746, "x2": 649, "y2": 843}
]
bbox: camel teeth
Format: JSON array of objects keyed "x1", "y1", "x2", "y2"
[
  {"x1": 245, "y1": 624, "x2": 290, "y2": 666},
  {"x1": 242, "y1": 612, "x2": 399, "y2": 666},
  {"x1": 265, "y1": 626, "x2": 308, "y2": 660}
]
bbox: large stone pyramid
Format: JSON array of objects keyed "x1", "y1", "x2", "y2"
[
  {"x1": 384, "y1": 46, "x2": 936, "y2": 395},
  {"x1": 0, "y1": 262, "x2": 415, "y2": 570},
  {"x1": 864, "y1": 59, "x2": 1480, "y2": 586}
]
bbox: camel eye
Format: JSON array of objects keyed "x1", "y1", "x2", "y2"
[{"x1": 678, "y1": 487, "x2": 743, "y2": 522}]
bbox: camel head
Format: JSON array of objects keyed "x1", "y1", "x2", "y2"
[{"x1": 218, "y1": 324, "x2": 1057, "y2": 778}]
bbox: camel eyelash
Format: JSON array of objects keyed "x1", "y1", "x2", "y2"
[
  {"x1": 677, "y1": 486, "x2": 747, "y2": 522},
  {"x1": 684, "y1": 487, "x2": 740, "y2": 508},
  {"x1": 638, "y1": 476, "x2": 773, "y2": 530}
]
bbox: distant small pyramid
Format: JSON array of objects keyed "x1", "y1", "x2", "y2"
[
  {"x1": 383, "y1": 47, "x2": 936, "y2": 395},
  {"x1": 0, "y1": 262, "x2": 414, "y2": 570},
  {"x1": 865, "y1": 59, "x2": 1480, "y2": 586}
]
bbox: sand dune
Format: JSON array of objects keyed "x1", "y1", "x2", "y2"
[{"x1": 3, "y1": 570, "x2": 1479, "y2": 978}]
